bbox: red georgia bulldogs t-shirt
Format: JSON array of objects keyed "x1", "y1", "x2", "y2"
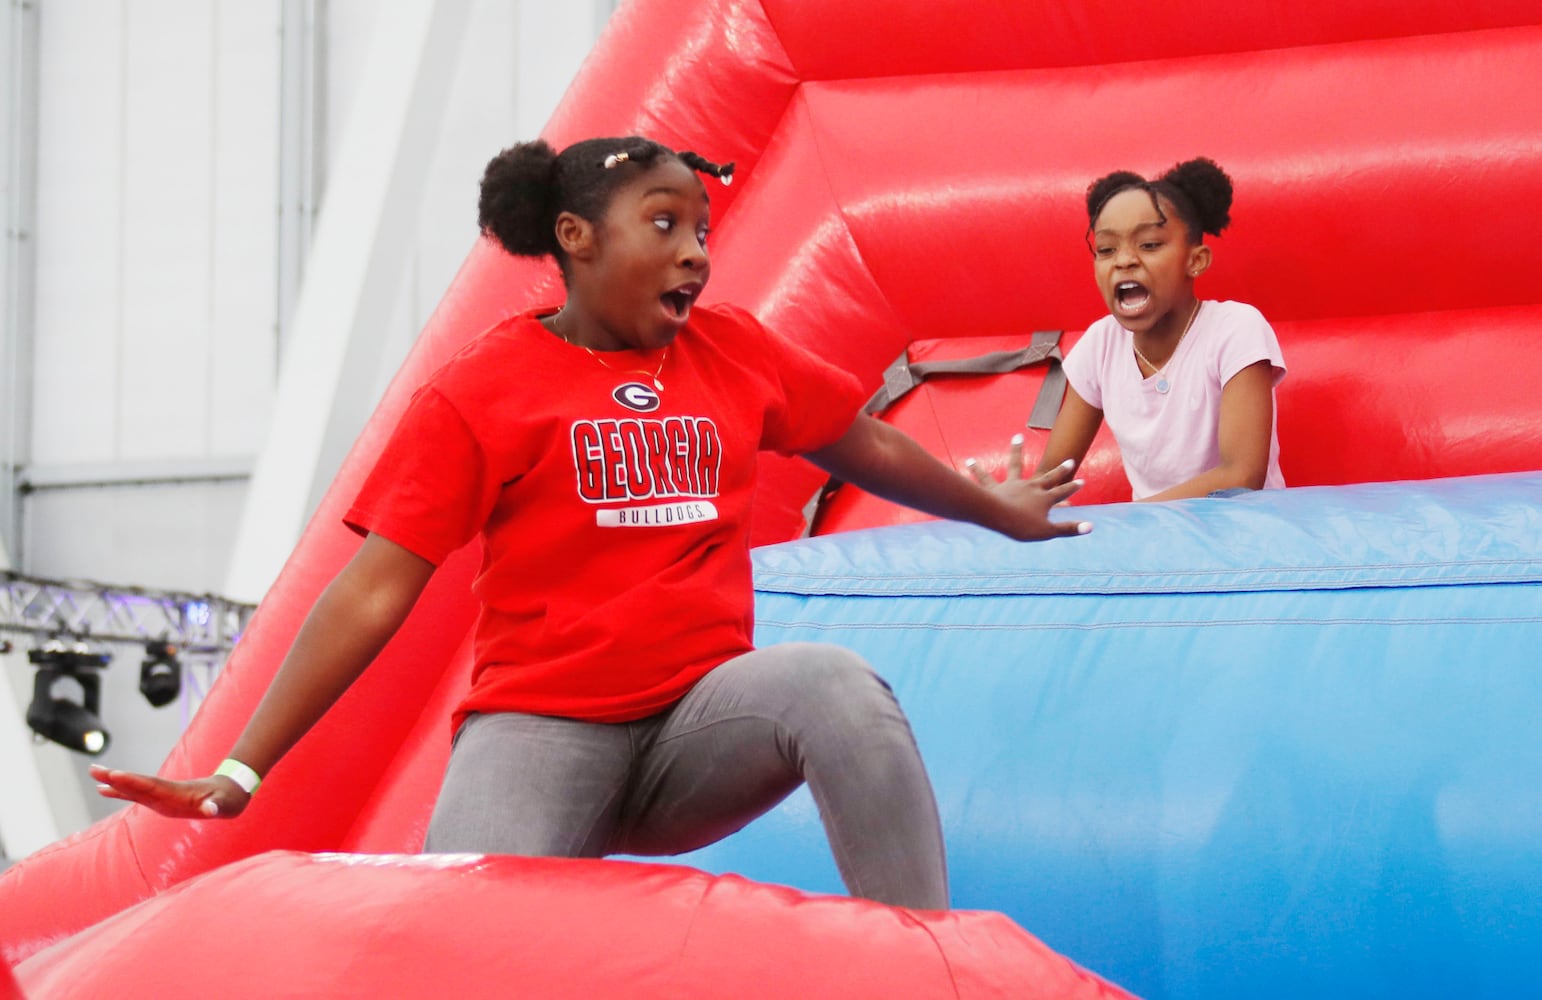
[{"x1": 345, "y1": 304, "x2": 864, "y2": 725}]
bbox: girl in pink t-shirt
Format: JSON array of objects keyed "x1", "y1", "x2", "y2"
[{"x1": 1032, "y1": 158, "x2": 1285, "y2": 501}]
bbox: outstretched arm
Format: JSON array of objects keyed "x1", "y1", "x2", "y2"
[
  {"x1": 806, "y1": 415, "x2": 1091, "y2": 542},
  {"x1": 91, "y1": 533, "x2": 436, "y2": 819},
  {"x1": 1139, "y1": 360, "x2": 1275, "y2": 502},
  {"x1": 1032, "y1": 386, "x2": 1104, "y2": 478}
]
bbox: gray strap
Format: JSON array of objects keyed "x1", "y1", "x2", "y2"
[
  {"x1": 1027, "y1": 356, "x2": 1067, "y2": 431},
  {"x1": 805, "y1": 330, "x2": 1069, "y2": 536},
  {"x1": 863, "y1": 330, "x2": 1066, "y2": 429}
]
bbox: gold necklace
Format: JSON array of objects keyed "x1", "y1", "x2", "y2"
[
  {"x1": 550, "y1": 311, "x2": 669, "y2": 391},
  {"x1": 579, "y1": 342, "x2": 669, "y2": 392},
  {"x1": 1132, "y1": 299, "x2": 1201, "y2": 396}
]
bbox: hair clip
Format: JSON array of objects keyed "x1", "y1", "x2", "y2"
[
  {"x1": 602, "y1": 152, "x2": 630, "y2": 169},
  {"x1": 719, "y1": 163, "x2": 735, "y2": 187}
]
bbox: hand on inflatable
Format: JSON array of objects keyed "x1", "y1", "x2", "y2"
[
  {"x1": 964, "y1": 432, "x2": 1035, "y2": 487},
  {"x1": 89, "y1": 763, "x2": 250, "y2": 819},
  {"x1": 965, "y1": 438, "x2": 1091, "y2": 541},
  {"x1": 807, "y1": 417, "x2": 1089, "y2": 542}
]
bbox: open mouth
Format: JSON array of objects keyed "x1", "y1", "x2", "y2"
[
  {"x1": 661, "y1": 283, "x2": 701, "y2": 319},
  {"x1": 1114, "y1": 281, "x2": 1151, "y2": 312}
]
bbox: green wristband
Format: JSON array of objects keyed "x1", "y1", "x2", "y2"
[{"x1": 215, "y1": 758, "x2": 262, "y2": 795}]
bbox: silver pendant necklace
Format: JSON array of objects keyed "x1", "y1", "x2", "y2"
[{"x1": 1132, "y1": 300, "x2": 1202, "y2": 395}]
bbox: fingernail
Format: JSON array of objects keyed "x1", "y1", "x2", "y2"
[
  {"x1": 964, "y1": 458, "x2": 978, "y2": 468},
  {"x1": 1061, "y1": 459, "x2": 1075, "y2": 470},
  {"x1": 200, "y1": 800, "x2": 220, "y2": 817},
  {"x1": 1073, "y1": 479, "x2": 1085, "y2": 488},
  {"x1": 1077, "y1": 522, "x2": 1093, "y2": 534},
  {"x1": 1010, "y1": 433, "x2": 1024, "y2": 446},
  {"x1": 96, "y1": 783, "x2": 112, "y2": 792}
]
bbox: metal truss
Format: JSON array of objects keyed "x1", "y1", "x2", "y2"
[{"x1": 0, "y1": 570, "x2": 253, "y2": 654}]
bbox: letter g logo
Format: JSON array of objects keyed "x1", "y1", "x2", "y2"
[{"x1": 613, "y1": 382, "x2": 661, "y2": 413}]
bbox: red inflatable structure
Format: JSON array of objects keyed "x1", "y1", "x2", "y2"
[
  {"x1": 13, "y1": 852, "x2": 1128, "y2": 999},
  {"x1": 4, "y1": 1, "x2": 1540, "y2": 996}
]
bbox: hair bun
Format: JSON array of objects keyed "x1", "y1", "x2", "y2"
[
  {"x1": 1161, "y1": 158, "x2": 1233, "y2": 236},
  {"x1": 478, "y1": 139, "x2": 561, "y2": 258}
]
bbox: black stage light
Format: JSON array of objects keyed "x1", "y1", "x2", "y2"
[
  {"x1": 25, "y1": 642, "x2": 112, "y2": 755},
  {"x1": 139, "y1": 639, "x2": 182, "y2": 708}
]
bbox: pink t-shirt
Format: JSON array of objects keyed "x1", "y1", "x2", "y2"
[{"x1": 1062, "y1": 300, "x2": 1286, "y2": 499}]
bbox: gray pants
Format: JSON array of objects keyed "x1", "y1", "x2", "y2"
[{"x1": 424, "y1": 642, "x2": 948, "y2": 909}]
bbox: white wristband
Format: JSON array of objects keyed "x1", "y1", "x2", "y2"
[{"x1": 215, "y1": 757, "x2": 262, "y2": 795}]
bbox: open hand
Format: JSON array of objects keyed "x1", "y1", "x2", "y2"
[
  {"x1": 89, "y1": 763, "x2": 251, "y2": 819},
  {"x1": 963, "y1": 435, "x2": 1092, "y2": 541}
]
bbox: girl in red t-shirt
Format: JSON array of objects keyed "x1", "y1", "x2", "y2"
[{"x1": 94, "y1": 136, "x2": 1091, "y2": 910}]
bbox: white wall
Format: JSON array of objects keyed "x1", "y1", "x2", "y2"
[
  {"x1": 5, "y1": 0, "x2": 617, "y2": 837},
  {"x1": 22, "y1": 0, "x2": 614, "y2": 590},
  {"x1": 25, "y1": 0, "x2": 282, "y2": 591}
]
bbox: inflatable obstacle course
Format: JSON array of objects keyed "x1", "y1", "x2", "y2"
[{"x1": 5, "y1": 2, "x2": 1541, "y2": 997}]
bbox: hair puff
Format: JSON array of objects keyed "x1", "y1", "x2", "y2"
[
  {"x1": 477, "y1": 139, "x2": 561, "y2": 259},
  {"x1": 1160, "y1": 158, "x2": 1233, "y2": 237}
]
